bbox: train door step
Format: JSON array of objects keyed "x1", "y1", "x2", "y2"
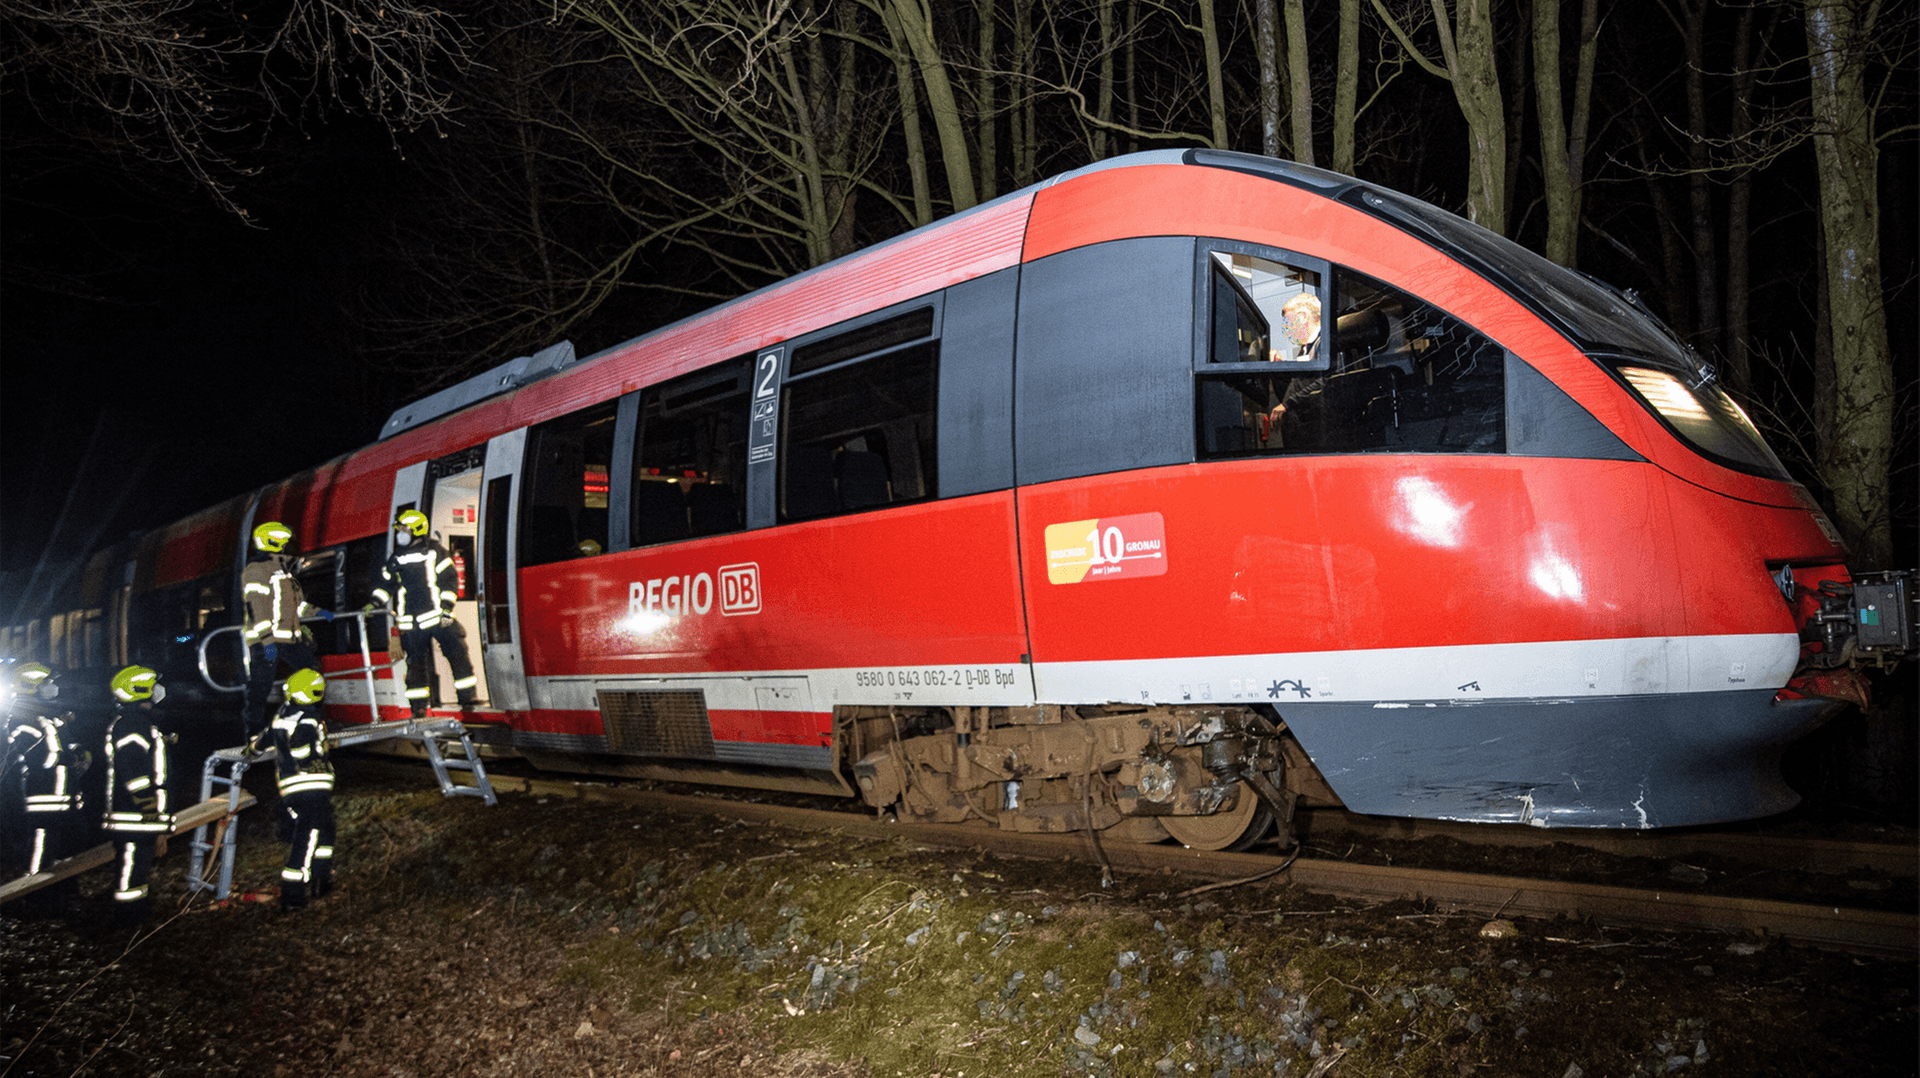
[{"x1": 186, "y1": 718, "x2": 497, "y2": 901}]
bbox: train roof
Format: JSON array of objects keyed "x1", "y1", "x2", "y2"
[
  {"x1": 374, "y1": 150, "x2": 1206, "y2": 442},
  {"x1": 377, "y1": 148, "x2": 1696, "y2": 448}
]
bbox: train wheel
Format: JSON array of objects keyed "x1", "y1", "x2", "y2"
[{"x1": 1161, "y1": 782, "x2": 1273, "y2": 851}]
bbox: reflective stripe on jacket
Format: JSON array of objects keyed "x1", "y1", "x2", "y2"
[
  {"x1": 105, "y1": 710, "x2": 173, "y2": 833},
  {"x1": 9, "y1": 714, "x2": 86, "y2": 813},
  {"x1": 372, "y1": 540, "x2": 458, "y2": 631},
  {"x1": 253, "y1": 702, "x2": 336, "y2": 797},
  {"x1": 242, "y1": 554, "x2": 312, "y2": 644}
]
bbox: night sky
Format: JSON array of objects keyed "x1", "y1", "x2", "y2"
[{"x1": 1, "y1": 119, "x2": 407, "y2": 596}]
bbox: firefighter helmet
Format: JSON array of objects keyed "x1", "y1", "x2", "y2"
[
  {"x1": 395, "y1": 509, "x2": 430, "y2": 538},
  {"x1": 13, "y1": 661, "x2": 54, "y2": 693},
  {"x1": 285, "y1": 668, "x2": 327, "y2": 706},
  {"x1": 111, "y1": 665, "x2": 161, "y2": 703},
  {"x1": 253, "y1": 521, "x2": 294, "y2": 553}
]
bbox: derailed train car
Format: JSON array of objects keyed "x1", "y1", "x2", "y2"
[{"x1": 8, "y1": 150, "x2": 1911, "y2": 849}]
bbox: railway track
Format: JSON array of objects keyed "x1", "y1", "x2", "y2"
[{"x1": 421, "y1": 767, "x2": 1917, "y2": 959}]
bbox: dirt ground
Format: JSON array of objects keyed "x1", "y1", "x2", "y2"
[{"x1": 3, "y1": 759, "x2": 1915, "y2": 1078}]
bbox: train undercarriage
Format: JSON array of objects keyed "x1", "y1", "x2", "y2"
[{"x1": 842, "y1": 703, "x2": 1339, "y2": 851}]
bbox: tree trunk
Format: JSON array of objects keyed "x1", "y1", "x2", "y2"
[
  {"x1": 1450, "y1": 0, "x2": 1508, "y2": 233},
  {"x1": 1332, "y1": 0, "x2": 1359, "y2": 173},
  {"x1": 1535, "y1": 0, "x2": 1576, "y2": 265},
  {"x1": 1125, "y1": 0, "x2": 1140, "y2": 154},
  {"x1": 977, "y1": 0, "x2": 998, "y2": 199},
  {"x1": 1683, "y1": 0, "x2": 1721, "y2": 360},
  {"x1": 1284, "y1": 0, "x2": 1314, "y2": 163},
  {"x1": 1095, "y1": 0, "x2": 1115, "y2": 158},
  {"x1": 1257, "y1": 0, "x2": 1282, "y2": 157},
  {"x1": 1565, "y1": 0, "x2": 1598, "y2": 267},
  {"x1": 883, "y1": 3, "x2": 935, "y2": 226},
  {"x1": 1198, "y1": 0, "x2": 1230, "y2": 148},
  {"x1": 1722, "y1": 2, "x2": 1767, "y2": 393},
  {"x1": 1503, "y1": 0, "x2": 1529, "y2": 230},
  {"x1": 1806, "y1": 0, "x2": 1893, "y2": 567},
  {"x1": 1375, "y1": 0, "x2": 1507, "y2": 231},
  {"x1": 1012, "y1": 0, "x2": 1036, "y2": 186},
  {"x1": 892, "y1": 0, "x2": 979, "y2": 212}
]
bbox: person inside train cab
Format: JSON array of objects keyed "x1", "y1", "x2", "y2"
[
  {"x1": 248, "y1": 668, "x2": 335, "y2": 912},
  {"x1": 242, "y1": 521, "x2": 329, "y2": 738},
  {"x1": 3, "y1": 662, "x2": 91, "y2": 915},
  {"x1": 369, "y1": 509, "x2": 477, "y2": 719},
  {"x1": 1275, "y1": 293, "x2": 1322, "y2": 362},
  {"x1": 104, "y1": 665, "x2": 174, "y2": 926}
]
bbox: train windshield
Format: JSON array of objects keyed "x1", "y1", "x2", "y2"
[{"x1": 1351, "y1": 185, "x2": 1790, "y2": 480}]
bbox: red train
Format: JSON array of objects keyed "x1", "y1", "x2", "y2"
[{"x1": 9, "y1": 150, "x2": 1910, "y2": 849}]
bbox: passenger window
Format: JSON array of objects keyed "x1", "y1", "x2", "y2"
[
  {"x1": 634, "y1": 357, "x2": 751, "y2": 545},
  {"x1": 520, "y1": 400, "x2": 618, "y2": 566},
  {"x1": 1199, "y1": 268, "x2": 1505, "y2": 456},
  {"x1": 780, "y1": 314, "x2": 938, "y2": 523}
]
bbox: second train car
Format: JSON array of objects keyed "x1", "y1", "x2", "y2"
[{"x1": 18, "y1": 150, "x2": 1905, "y2": 849}]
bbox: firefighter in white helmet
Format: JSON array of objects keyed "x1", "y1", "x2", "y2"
[{"x1": 369, "y1": 509, "x2": 477, "y2": 719}]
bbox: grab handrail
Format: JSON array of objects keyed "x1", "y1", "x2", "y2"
[{"x1": 196, "y1": 610, "x2": 400, "y2": 717}]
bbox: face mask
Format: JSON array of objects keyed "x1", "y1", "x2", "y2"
[
  {"x1": 38, "y1": 684, "x2": 57, "y2": 701},
  {"x1": 396, "y1": 531, "x2": 413, "y2": 547},
  {"x1": 150, "y1": 683, "x2": 167, "y2": 705}
]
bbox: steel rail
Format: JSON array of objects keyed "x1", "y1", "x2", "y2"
[
  {"x1": 1292, "y1": 808, "x2": 1920, "y2": 880},
  {"x1": 466, "y1": 773, "x2": 1917, "y2": 959}
]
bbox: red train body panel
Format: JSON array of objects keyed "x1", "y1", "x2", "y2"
[{"x1": 22, "y1": 149, "x2": 1903, "y2": 840}]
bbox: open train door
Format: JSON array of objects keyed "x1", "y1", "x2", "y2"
[{"x1": 477, "y1": 429, "x2": 531, "y2": 712}]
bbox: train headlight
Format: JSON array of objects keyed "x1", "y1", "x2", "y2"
[{"x1": 1612, "y1": 363, "x2": 1787, "y2": 477}]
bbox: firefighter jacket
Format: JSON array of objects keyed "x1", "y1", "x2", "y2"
[
  {"x1": 8, "y1": 711, "x2": 88, "y2": 816},
  {"x1": 250, "y1": 702, "x2": 335, "y2": 797},
  {"x1": 104, "y1": 709, "x2": 173, "y2": 834},
  {"x1": 372, "y1": 539, "x2": 459, "y2": 631},
  {"x1": 242, "y1": 553, "x2": 314, "y2": 646}
]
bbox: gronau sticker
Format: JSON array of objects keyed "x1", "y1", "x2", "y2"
[{"x1": 1045, "y1": 513, "x2": 1167, "y2": 584}]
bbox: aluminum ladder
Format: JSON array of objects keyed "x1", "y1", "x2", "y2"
[{"x1": 186, "y1": 717, "x2": 497, "y2": 900}]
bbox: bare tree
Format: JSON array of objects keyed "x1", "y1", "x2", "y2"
[
  {"x1": 1806, "y1": 0, "x2": 1903, "y2": 567},
  {"x1": 1370, "y1": 0, "x2": 1508, "y2": 232},
  {"x1": 1, "y1": 0, "x2": 473, "y2": 216}
]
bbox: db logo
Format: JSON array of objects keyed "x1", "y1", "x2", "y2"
[{"x1": 718, "y1": 563, "x2": 761, "y2": 616}]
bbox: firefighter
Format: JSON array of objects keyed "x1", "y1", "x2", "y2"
[
  {"x1": 104, "y1": 665, "x2": 174, "y2": 925},
  {"x1": 3, "y1": 662, "x2": 91, "y2": 913},
  {"x1": 369, "y1": 509, "x2": 476, "y2": 719},
  {"x1": 242, "y1": 521, "x2": 331, "y2": 738},
  {"x1": 249, "y1": 668, "x2": 335, "y2": 911}
]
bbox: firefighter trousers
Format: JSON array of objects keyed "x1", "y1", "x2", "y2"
[
  {"x1": 400, "y1": 622, "x2": 476, "y2": 715},
  {"x1": 279, "y1": 789, "x2": 335, "y2": 909}
]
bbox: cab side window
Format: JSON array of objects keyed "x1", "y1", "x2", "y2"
[
  {"x1": 1199, "y1": 266, "x2": 1505, "y2": 456},
  {"x1": 633, "y1": 357, "x2": 751, "y2": 545},
  {"x1": 520, "y1": 400, "x2": 618, "y2": 566}
]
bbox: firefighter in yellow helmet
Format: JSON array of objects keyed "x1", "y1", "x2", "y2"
[
  {"x1": 241, "y1": 521, "x2": 331, "y2": 738},
  {"x1": 369, "y1": 509, "x2": 477, "y2": 719},
  {"x1": 248, "y1": 668, "x2": 335, "y2": 911},
  {"x1": 3, "y1": 662, "x2": 91, "y2": 914},
  {"x1": 104, "y1": 665, "x2": 173, "y2": 925}
]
